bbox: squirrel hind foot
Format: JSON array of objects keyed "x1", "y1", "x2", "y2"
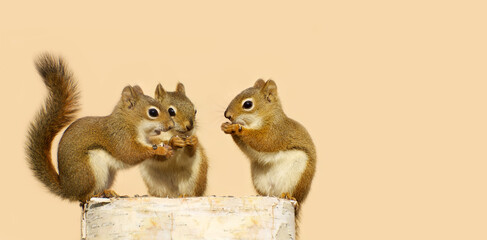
[
  {"x1": 280, "y1": 192, "x2": 297, "y2": 202},
  {"x1": 93, "y1": 189, "x2": 120, "y2": 199}
]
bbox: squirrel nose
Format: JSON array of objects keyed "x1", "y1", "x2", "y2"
[
  {"x1": 186, "y1": 119, "x2": 194, "y2": 131},
  {"x1": 166, "y1": 120, "x2": 174, "y2": 131},
  {"x1": 224, "y1": 110, "x2": 232, "y2": 120}
]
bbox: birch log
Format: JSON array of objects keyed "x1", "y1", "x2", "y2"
[{"x1": 81, "y1": 196, "x2": 297, "y2": 240}]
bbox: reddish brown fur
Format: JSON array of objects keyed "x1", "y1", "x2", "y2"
[
  {"x1": 140, "y1": 83, "x2": 208, "y2": 197},
  {"x1": 186, "y1": 138, "x2": 209, "y2": 196},
  {"x1": 222, "y1": 79, "x2": 316, "y2": 219},
  {"x1": 26, "y1": 54, "x2": 174, "y2": 202},
  {"x1": 26, "y1": 54, "x2": 80, "y2": 198}
]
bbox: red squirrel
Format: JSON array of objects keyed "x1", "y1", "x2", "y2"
[
  {"x1": 139, "y1": 83, "x2": 208, "y2": 197},
  {"x1": 222, "y1": 79, "x2": 316, "y2": 215},
  {"x1": 26, "y1": 54, "x2": 174, "y2": 202}
]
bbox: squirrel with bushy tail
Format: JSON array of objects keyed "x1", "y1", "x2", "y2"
[{"x1": 26, "y1": 54, "x2": 174, "y2": 202}]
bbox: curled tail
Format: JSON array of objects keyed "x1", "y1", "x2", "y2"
[{"x1": 25, "y1": 54, "x2": 80, "y2": 198}]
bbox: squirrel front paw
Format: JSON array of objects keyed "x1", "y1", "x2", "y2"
[
  {"x1": 153, "y1": 143, "x2": 173, "y2": 158},
  {"x1": 169, "y1": 135, "x2": 186, "y2": 148},
  {"x1": 185, "y1": 135, "x2": 198, "y2": 146},
  {"x1": 221, "y1": 122, "x2": 242, "y2": 134}
]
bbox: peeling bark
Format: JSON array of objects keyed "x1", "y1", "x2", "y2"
[{"x1": 82, "y1": 196, "x2": 297, "y2": 240}]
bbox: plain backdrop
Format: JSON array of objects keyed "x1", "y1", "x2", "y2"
[{"x1": 1, "y1": 1, "x2": 487, "y2": 239}]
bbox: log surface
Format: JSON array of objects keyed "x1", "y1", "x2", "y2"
[{"x1": 82, "y1": 196, "x2": 297, "y2": 240}]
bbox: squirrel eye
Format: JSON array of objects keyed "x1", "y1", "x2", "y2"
[
  {"x1": 243, "y1": 100, "x2": 253, "y2": 110},
  {"x1": 148, "y1": 107, "x2": 160, "y2": 118},
  {"x1": 195, "y1": 109, "x2": 197, "y2": 115},
  {"x1": 168, "y1": 107, "x2": 176, "y2": 117}
]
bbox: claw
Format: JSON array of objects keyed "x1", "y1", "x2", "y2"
[
  {"x1": 221, "y1": 122, "x2": 243, "y2": 135},
  {"x1": 94, "y1": 189, "x2": 119, "y2": 198},
  {"x1": 185, "y1": 135, "x2": 198, "y2": 146},
  {"x1": 170, "y1": 135, "x2": 186, "y2": 148},
  {"x1": 154, "y1": 144, "x2": 173, "y2": 157},
  {"x1": 279, "y1": 192, "x2": 297, "y2": 201}
]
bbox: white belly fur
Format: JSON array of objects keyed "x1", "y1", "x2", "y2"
[
  {"x1": 243, "y1": 145, "x2": 308, "y2": 197},
  {"x1": 139, "y1": 147, "x2": 202, "y2": 197},
  {"x1": 88, "y1": 149, "x2": 131, "y2": 194}
]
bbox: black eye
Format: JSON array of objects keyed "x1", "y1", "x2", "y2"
[
  {"x1": 243, "y1": 100, "x2": 253, "y2": 109},
  {"x1": 168, "y1": 107, "x2": 176, "y2": 117},
  {"x1": 195, "y1": 109, "x2": 197, "y2": 115},
  {"x1": 148, "y1": 108, "x2": 159, "y2": 118}
]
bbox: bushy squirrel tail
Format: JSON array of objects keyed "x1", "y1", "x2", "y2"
[{"x1": 25, "y1": 54, "x2": 80, "y2": 198}]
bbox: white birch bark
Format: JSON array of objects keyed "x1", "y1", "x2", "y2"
[{"x1": 81, "y1": 196, "x2": 297, "y2": 240}]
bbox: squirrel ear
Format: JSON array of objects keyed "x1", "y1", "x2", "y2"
[
  {"x1": 176, "y1": 82, "x2": 186, "y2": 95},
  {"x1": 121, "y1": 85, "x2": 139, "y2": 109},
  {"x1": 155, "y1": 83, "x2": 167, "y2": 100},
  {"x1": 261, "y1": 80, "x2": 278, "y2": 102},
  {"x1": 254, "y1": 79, "x2": 266, "y2": 88},
  {"x1": 133, "y1": 85, "x2": 144, "y2": 95}
]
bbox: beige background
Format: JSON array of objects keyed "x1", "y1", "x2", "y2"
[{"x1": 1, "y1": 0, "x2": 486, "y2": 239}]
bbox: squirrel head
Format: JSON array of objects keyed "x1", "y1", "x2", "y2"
[
  {"x1": 155, "y1": 82, "x2": 197, "y2": 135},
  {"x1": 117, "y1": 85, "x2": 174, "y2": 136},
  {"x1": 224, "y1": 79, "x2": 283, "y2": 129}
]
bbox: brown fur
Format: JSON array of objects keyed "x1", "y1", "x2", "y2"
[
  {"x1": 26, "y1": 54, "x2": 80, "y2": 198},
  {"x1": 192, "y1": 144, "x2": 209, "y2": 196},
  {"x1": 26, "y1": 54, "x2": 174, "y2": 202},
  {"x1": 139, "y1": 83, "x2": 208, "y2": 197},
  {"x1": 222, "y1": 79, "x2": 316, "y2": 224}
]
